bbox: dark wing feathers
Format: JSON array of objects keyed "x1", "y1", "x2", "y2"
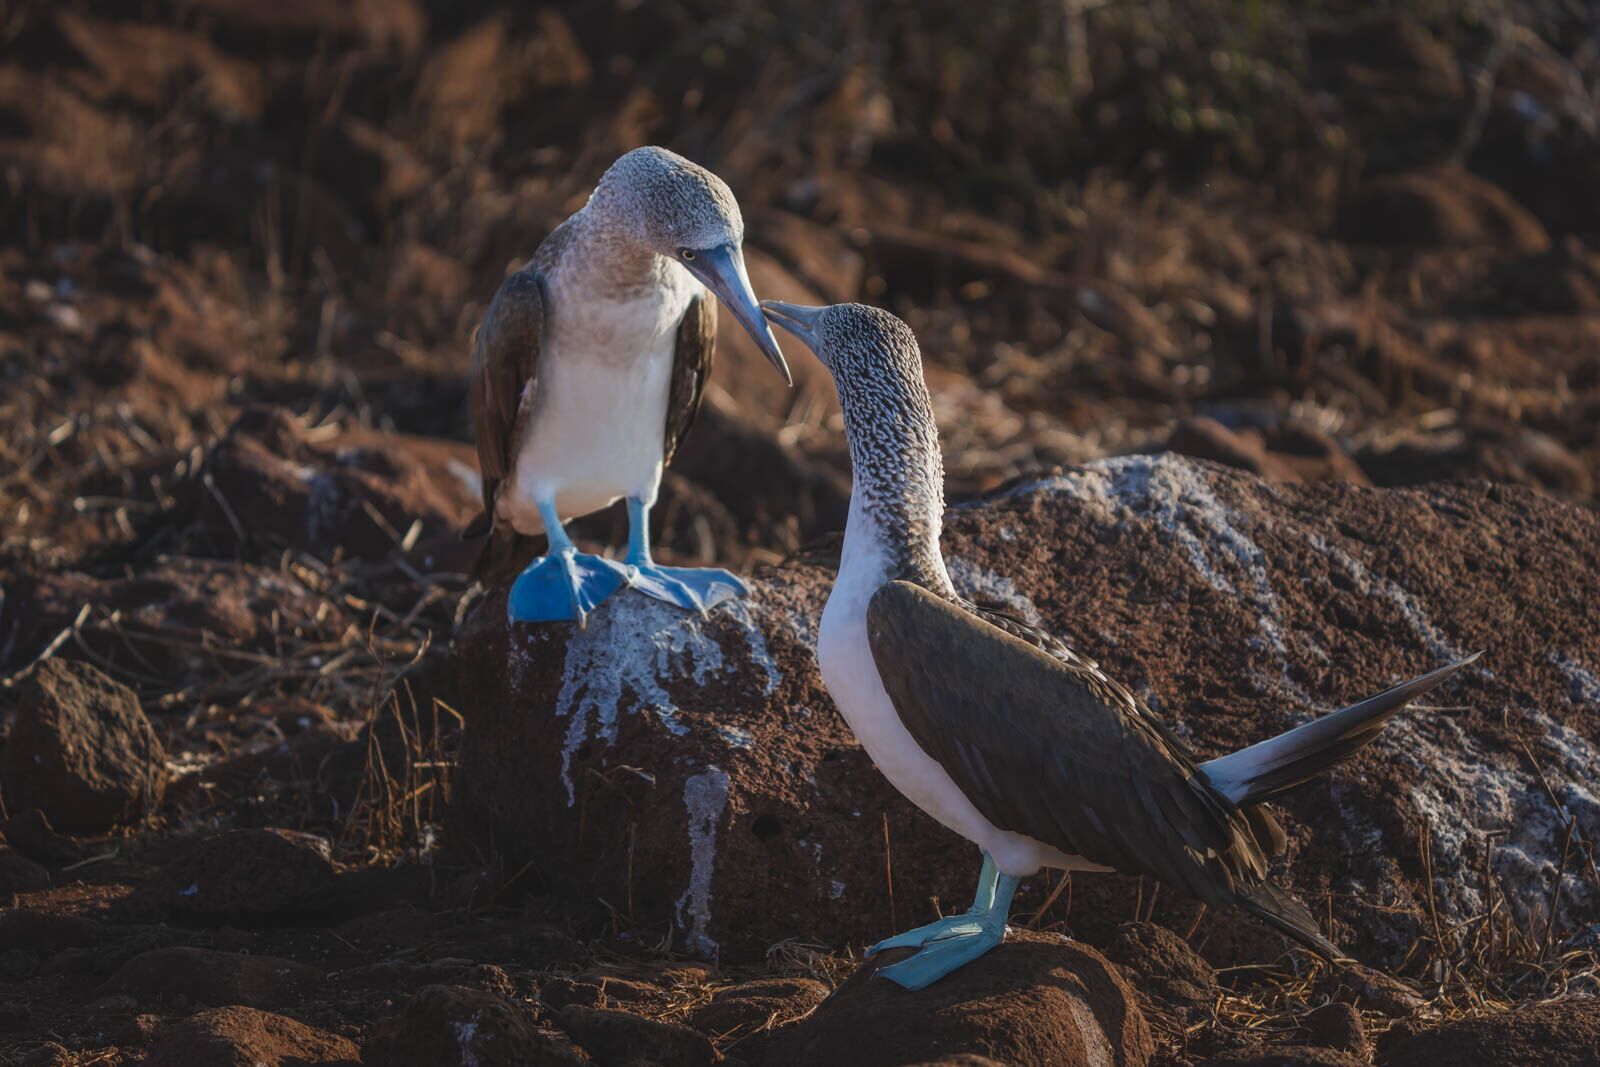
[
  {"x1": 664, "y1": 292, "x2": 716, "y2": 465},
  {"x1": 866, "y1": 580, "x2": 1332, "y2": 955},
  {"x1": 469, "y1": 266, "x2": 545, "y2": 522}
]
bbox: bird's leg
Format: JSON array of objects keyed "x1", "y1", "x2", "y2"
[
  {"x1": 618, "y1": 495, "x2": 747, "y2": 614},
  {"x1": 506, "y1": 498, "x2": 628, "y2": 624},
  {"x1": 868, "y1": 851, "x2": 1018, "y2": 991}
]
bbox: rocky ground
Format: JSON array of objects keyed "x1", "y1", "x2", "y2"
[{"x1": 2, "y1": 1, "x2": 1599, "y2": 1064}]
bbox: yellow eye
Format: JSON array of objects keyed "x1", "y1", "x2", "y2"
[{"x1": 679, "y1": 249, "x2": 696, "y2": 261}]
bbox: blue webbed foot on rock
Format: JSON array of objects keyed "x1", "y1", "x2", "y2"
[
  {"x1": 507, "y1": 549, "x2": 629, "y2": 624},
  {"x1": 868, "y1": 855, "x2": 1019, "y2": 991},
  {"x1": 872, "y1": 919, "x2": 1008, "y2": 991},
  {"x1": 624, "y1": 562, "x2": 747, "y2": 614}
]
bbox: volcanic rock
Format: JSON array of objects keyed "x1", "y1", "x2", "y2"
[
  {"x1": 1302, "y1": 1002, "x2": 1368, "y2": 1058},
  {"x1": 99, "y1": 946, "x2": 321, "y2": 1008},
  {"x1": 5, "y1": 560, "x2": 332, "y2": 694},
  {"x1": 766, "y1": 933, "x2": 1151, "y2": 1067},
  {"x1": 0, "y1": 910, "x2": 101, "y2": 953},
  {"x1": 450, "y1": 455, "x2": 1600, "y2": 965},
  {"x1": 1102, "y1": 922, "x2": 1217, "y2": 1006},
  {"x1": 1, "y1": 659, "x2": 166, "y2": 831},
  {"x1": 0, "y1": 809, "x2": 80, "y2": 866},
  {"x1": 0, "y1": 847, "x2": 50, "y2": 902},
  {"x1": 1379, "y1": 1000, "x2": 1600, "y2": 1067},
  {"x1": 1312, "y1": 964, "x2": 1424, "y2": 1019},
  {"x1": 366, "y1": 984, "x2": 587, "y2": 1067},
  {"x1": 139, "y1": 828, "x2": 338, "y2": 924},
  {"x1": 144, "y1": 1006, "x2": 360, "y2": 1067},
  {"x1": 184, "y1": 406, "x2": 480, "y2": 566},
  {"x1": 1201, "y1": 1048, "x2": 1367, "y2": 1067},
  {"x1": 555, "y1": 1004, "x2": 721, "y2": 1066}
]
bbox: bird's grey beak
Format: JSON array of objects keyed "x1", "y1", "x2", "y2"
[
  {"x1": 760, "y1": 300, "x2": 825, "y2": 355},
  {"x1": 684, "y1": 245, "x2": 791, "y2": 386}
]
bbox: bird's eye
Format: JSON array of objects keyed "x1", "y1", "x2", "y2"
[{"x1": 679, "y1": 248, "x2": 696, "y2": 262}]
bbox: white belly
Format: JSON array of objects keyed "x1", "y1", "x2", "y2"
[
  {"x1": 498, "y1": 289, "x2": 689, "y2": 535},
  {"x1": 818, "y1": 506, "x2": 1084, "y2": 879}
]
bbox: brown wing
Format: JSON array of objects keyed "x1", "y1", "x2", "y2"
[
  {"x1": 469, "y1": 267, "x2": 545, "y2": 526},
  {"x1": 866, "y1": 580, "x2": 1275, "y2": 909},
  {"x1": 663, "y1": 292, "x2": 716, "y2": 466}
]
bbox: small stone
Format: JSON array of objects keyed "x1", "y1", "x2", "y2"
[
  {"x1": 1302, "y1": 1002, "x2": 1367, "y2": 1057},
  {"x1": 0, "y1": 846, "x2": 50, "y2": 901},
  {"x1": 0, "y1": 660, "x2": 167, "y2": 831}
]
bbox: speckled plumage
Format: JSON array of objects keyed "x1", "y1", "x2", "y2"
[{"x1": 801, "y1": 305, "x2": 951, "y2": 595}]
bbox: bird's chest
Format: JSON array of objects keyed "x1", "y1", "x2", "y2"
[
  {"x1": 506, "y1": 286, "x2": 694, "y2": 515},
  {"x1": 818, "y1": 534, "x2": 921, "y2": 776}
]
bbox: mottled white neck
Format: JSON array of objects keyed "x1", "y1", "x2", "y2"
[{"x1": 829, "y1": 488, "x2": 952, "y2": 629}]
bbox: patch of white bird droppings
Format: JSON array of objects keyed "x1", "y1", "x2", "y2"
[
  {"x1": 716, "y1": 724, "x2": 753, "y2": 749},
  {"x1": 546, "y1": 593, "x2": 777, "y2": 805},
  {"x1": 1548, "y1": 650, "x2": 1600, "y2": 707},
  {"x1": 454, "y1": 1017, "x2": 481, "y2": 1067},
  {"x1": 946, "y1": 556, "x2": 1041, "y2": 624},
  {"x1": 1308, "y1": 534, "x2": 1471, "y2": 665},
  {"x1": 675, "y1": 765, "x2": 729, "y2": 958}
]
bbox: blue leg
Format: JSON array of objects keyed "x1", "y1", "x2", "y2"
[
  {"x1": 869, "y1": 852, "x2": 1019, "y2": 991},
  {"x1": 620, "y1": 496, "x2": 747, "y2": 613},
  {"x1": 507, "y1": 499, "x2": 628, "y2": 624}
]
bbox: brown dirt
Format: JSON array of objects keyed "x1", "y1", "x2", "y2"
[{"x1": 2, "y1": 1, "x2": 1598, "y2": 1064}]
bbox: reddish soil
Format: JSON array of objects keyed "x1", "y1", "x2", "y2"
[{"x1": 2, "y1": 2, "x2": 1597, "y2": 1065}]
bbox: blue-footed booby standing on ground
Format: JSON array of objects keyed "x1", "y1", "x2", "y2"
[
  {"x1": 466, "y1": 147, "x2": 790, "y2": 623},
  {"x1": 762, "y1": 299, "x2": 1480, "y2": 990}
]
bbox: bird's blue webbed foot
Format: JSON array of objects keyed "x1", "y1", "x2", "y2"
[
  {"x1": 624, "y1": 561, "x2": 747, "y2": 614},
  {"x1": 620, "y1": 496, "x2": 747, "y2": 614},
  {"x1": 872, "y1": 917, "x2": 1007, "y2": 991},
  {"x1": 867, "y1": 854, "x2": 1018, "y2": 991},
  {"x1": 507, "y1": 548, "x2": 628, "y2": 624}
]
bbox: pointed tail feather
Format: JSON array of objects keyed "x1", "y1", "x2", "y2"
[
  {"x1": 1237, "y1": 881, "x2": 1346, "y2": 961},
  {"x1": 1202, "y1": 653, "x2": 1482, "y2": 807}
]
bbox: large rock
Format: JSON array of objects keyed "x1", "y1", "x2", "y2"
[
  {"x1": 366, "y1": 984, "x2": 587, "y2": 1067},
  {"x1": 1, "y1": 659, "x2": 167, "y2": 830},
  {"x1": 450, "y1": 455, "x2": 1600, "y2": 965},
  {"x1": 145, "y1": 1006, "x2": 360, "y2": 1067},
  {"x1": 137, "y1": 828, "x2": 338, "y2": 924},
  {"x1": 99, "y1": 947, "x2": 321, "y2": 1009},
  {"x1": 1379, "y1": 1000, "x2": 1600, "y2": 1067},
  {"x1": 766, "y1": 933, "x2": 1151, "y2": 1067},
  {"x1": 181, "y1": 406, "x2": 480, "y2": 568}
]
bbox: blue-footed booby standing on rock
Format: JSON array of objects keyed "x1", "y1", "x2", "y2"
[
  {"x1": 467, "y1": 147, "x2": 790, "y2": 623},
  {"x1": 762, "y1": 299, "x2": 1480, "y2": 990}
]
